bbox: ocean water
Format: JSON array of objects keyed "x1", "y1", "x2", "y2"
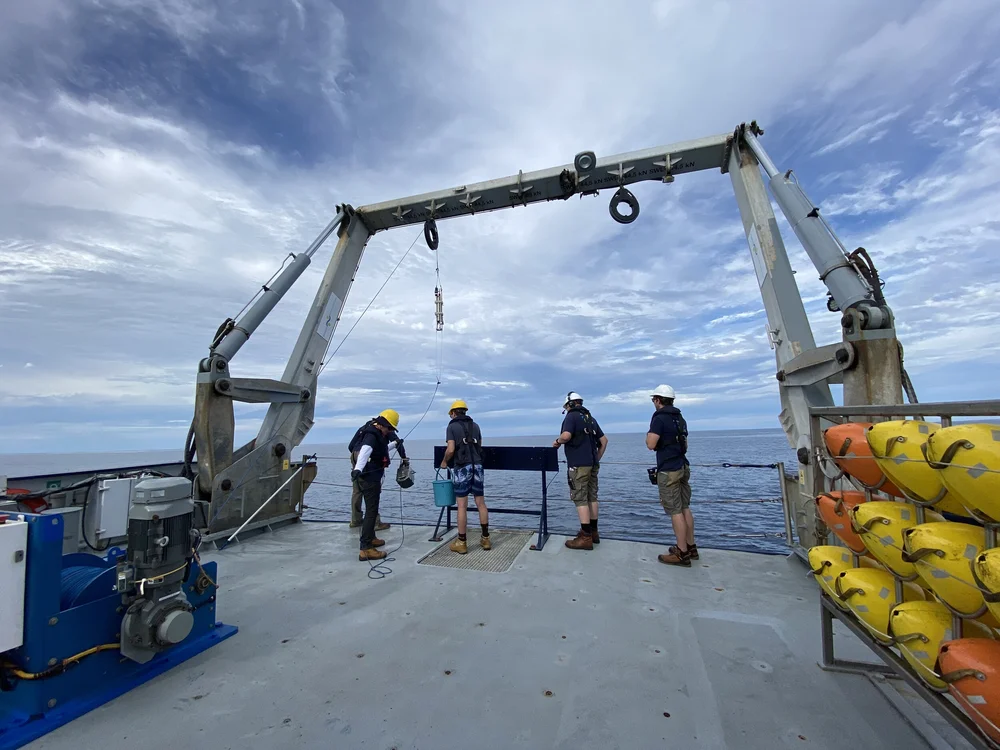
[{"x1": 1, "y1": 429, "x2": 799, "y2": 555}]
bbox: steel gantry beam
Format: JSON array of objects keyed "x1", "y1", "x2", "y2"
[{"x1": 356, "y1": 133, "x2": 733, "y2": 231}]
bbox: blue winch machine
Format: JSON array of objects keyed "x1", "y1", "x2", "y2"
[{"x1": 0, "y1": 477, "x2": 237, "y2": 749}]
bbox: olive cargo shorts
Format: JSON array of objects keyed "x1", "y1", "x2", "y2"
[
  {"x1": 567, "y1": 464, "x2": 600, "y2": 507},
  {"x1": 658, "y1": 465, "x2": 691, "y2": 515}
]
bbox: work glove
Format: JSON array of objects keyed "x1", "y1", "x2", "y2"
[{"x1": 350, "y1": 469, "x2": 361, "y2": 481}]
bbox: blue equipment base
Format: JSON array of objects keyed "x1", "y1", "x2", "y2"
[{"x1": 1, "y1": 623, "x2": 238, "y2": 750}]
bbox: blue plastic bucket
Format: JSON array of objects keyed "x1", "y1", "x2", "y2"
[{"x1": 433, "y1": 469, "x2": 456, "y2": 507}]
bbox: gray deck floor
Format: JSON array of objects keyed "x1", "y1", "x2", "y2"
[{"x1": 31, "y1": 523, "x2": 972, "y2": 749}]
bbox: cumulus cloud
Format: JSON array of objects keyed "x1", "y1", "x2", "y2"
[{"x1": 1, "y1": 0, "x2": 999, "y2": 453}]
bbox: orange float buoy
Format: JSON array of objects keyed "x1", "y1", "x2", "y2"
[
  {"x1": 815, "y1": 491, "x2": 868, "y2": 554},
  {"x1": 823, "y1": 422, "x2": 903, "y2": 497},
  {"x1": 938, "y1": 639, "x2": 1000, "y2": 743}
]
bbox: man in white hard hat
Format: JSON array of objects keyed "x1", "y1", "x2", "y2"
[
  {"x1": 646, "y1": 385, "x2": 697, "y2": 566},
  {"x1": 554, "y1": 391, "x2": 608, "y2": 550}
]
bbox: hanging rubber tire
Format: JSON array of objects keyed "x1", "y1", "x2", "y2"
[
  {"x1": 424, "y1": 219, "x2": 439, "y2": 250},
  {"x1": 609, "y1": 187, "x2": 639, "y2": 224},
  {"x1": 574, "y1": 150, "x2": 596, "y2": 172}
]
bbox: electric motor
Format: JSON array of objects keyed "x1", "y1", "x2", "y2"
[{"x1": 117, "y1": 477, "x2": 197, "y2": 663}]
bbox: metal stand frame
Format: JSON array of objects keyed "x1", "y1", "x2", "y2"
[
  {"x1": 819, "y1": 595, "x2": 996, "y2": 750},
  {"x1": 430, "y1": 477, "x2": 550, "y2": 550},
  {"x1": 428, "y1": 446, "x2": 556, "y2": 550}
]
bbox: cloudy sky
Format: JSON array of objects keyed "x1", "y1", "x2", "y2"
[{"x1": 1, "y1": 0, "x2": 999, "y2": 455}]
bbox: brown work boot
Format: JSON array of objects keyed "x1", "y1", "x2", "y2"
[
  {"x1": 658, "y1": 545, "x2": 691, "y2": 567},
  {"x1": 591, "y1": 528, "x2": 600, "y2": 544},
  {"x1": 371, "y1": 537, "x2": 385, "y2": 548},
  {"x1": 450, "y1": 538, "x2": 468, "y2": 554},
  {"x1": 565, "y1": 531, "x2": 594, "y2": 551},
  {"x1": 359, "y1": 548, "x2": 387, "y2": 561},
  {"x1": 688, "y1": 544, "x2": 699, "y2": 560},
  {"x1": 480, "y1": 535, "x2": 492, "y2": 550},
  {"x1": 376, "y1": 522, "x2": 391, "y2": 531}
]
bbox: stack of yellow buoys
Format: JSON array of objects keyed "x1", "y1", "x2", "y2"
[{"x1": 809, "y1": 419, "x2": 1000, "y2": 742}]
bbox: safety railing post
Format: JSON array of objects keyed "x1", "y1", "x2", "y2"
[
  {"x1": 777, "y1": 461, "x2": 794, "y2": 548},
  {"x1": 536, "y1": 468, "x2": 548, "y2": 550}
]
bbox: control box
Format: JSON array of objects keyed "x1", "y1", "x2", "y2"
[
  {"x1": 95, "y1": 477, "x2": 136, "y2": 540},
  {"x1": 0, "y1": 518, "x2": 28, "y2": 653}
]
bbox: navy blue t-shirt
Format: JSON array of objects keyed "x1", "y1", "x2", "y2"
[
  {"x1": 560, "y1": 409, "x2": 604, "y2": 468},
  {"x1": 649, "y1": 406, "x2": 689, "y2": 472}
]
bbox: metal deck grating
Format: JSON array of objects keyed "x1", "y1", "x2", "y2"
[{"x1": 417, "y1": 529, "x2": 532, "y2": 572}]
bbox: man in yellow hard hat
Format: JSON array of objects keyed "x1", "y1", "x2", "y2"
[
  {"x1": 440, "y1": 399, "x2": 489, "y2": 554},
  {"x1": 349, "y1": 414, "x2": 395, "y2": 534},
  {"x1": 349, "y1": 409, "x2": 404, "y2": 561}
]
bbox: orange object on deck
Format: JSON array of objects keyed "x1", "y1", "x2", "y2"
[
  {"x1": 823, "y1": 422, "x2": 903, "y2": 497},
  {"x1": 816, "y1": 491, "x2": 868, "y2": 554},
  {"x1": 938, "y1": 639, "x2": 1000, "y2": 743},
  {"x1": 4, "y1": 488, "x2": 47, "y2": 513}
]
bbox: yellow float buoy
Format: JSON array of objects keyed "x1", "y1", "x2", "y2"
[
  {"x1": 971, "y1": 548, "x2": 1000, "y2": 625},
  {"x1": 889, "y1": 600, "x2": 995, "y2": 690},
  {"x1": 809, "y1": 544, "x2": 884, "y2": 612},
  {"x1": 925, "y1": 424, "x2": 1000, "y2": 521},
  {"x1": 850, "y1": 501, "x2": 943, "y2": 581},
  {"x1": 866, "y1": 420, "x2": 973, "y2": 517},
  {"x1": 902, "y1": 521, "x2": 995, "y2": 622},
  {"x1": 807, "y1": 546, "x2": 869, "y2": 608},
  {"x1": 835, "y1": 567, "x2": 925, "y2": 645}
]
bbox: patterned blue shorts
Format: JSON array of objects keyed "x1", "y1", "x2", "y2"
[{"x1": 452, "y1": 464, "x2": 485, "y2": 497}]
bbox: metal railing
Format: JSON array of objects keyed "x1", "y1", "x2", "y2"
[{"x1": 303, "y1": 452, "x2": 793, "y2": 553}]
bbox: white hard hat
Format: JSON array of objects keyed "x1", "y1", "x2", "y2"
[
  {"x1": 651, "y1": 384, "x2": 676, "y2": 399},
  {"x1": 564, "y1": 391, "x2": 583, "y2": 407}
]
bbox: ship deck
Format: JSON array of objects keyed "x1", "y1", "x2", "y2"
[{"x1": 30, "y1": 522, "x2": 970, "y2": 749}]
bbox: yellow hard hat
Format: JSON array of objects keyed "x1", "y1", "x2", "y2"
[
  {"x1": 378, "y1": 409, "x2": 400, "y2": 429},
  {"x1": 449, "y1": 399, "x2": 468, "y2": 412}
]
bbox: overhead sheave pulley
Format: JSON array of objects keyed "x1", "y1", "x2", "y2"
[
  {"x1": 424, "y1": 218, "x2": 439, "y2": 251},
  {"x1": 609, "y1": 186, "x2": 640, "y2": 224}
]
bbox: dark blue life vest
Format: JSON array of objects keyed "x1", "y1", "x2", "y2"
[
  {"x1": 349, "y1": 422, "x2": 390, "y2": 475},
  {"x1": 566, "y1": 406, "x2": 600, "y2": 462}
]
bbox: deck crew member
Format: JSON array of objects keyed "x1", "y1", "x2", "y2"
[
  {"x1": 554, "y1": 392, "x2": 608, "y2": 550},
  {"x1": 349, "y1": 431, "x2": 394, "y2": 533},
  {"x1": 350, "y1": 409, "x2": 404, "y2": 561},
  {"x1": 440, "y1": 400, "x2": 490, "y2": 554},
  {"x1": 646, "y1": 385, "x2": 697, "y2": 566}
]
